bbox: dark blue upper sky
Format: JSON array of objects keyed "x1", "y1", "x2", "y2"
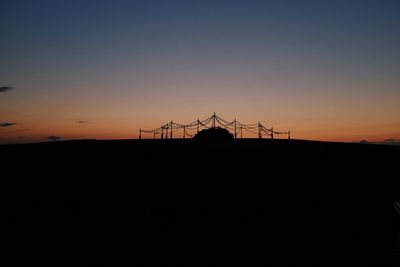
[
  {"x1": 1, "y1": 0, "x2": 400, "y2": 142},
  {"x1": 2, "y1": 0, "x2": 399, "y2": 85}
]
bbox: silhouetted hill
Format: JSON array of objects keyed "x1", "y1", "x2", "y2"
[
  {"x1": 1, "y1": 139, "x2": 399, "y2": 264},
  {"x1": 194, "y1": 127, "x2": 234, "y2": 139}
]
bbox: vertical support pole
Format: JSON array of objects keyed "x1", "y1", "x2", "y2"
[
  {"x1": 288, "y1": 131, "x2": 291, "y2": 140},
  {"x1": 197, "y1": 119, "x2": 200, "y2": 134},
  {"x1": 212, "y1": 112, "x2": 216, "y2": 128},
  {"x1": 153, "y1": 132, "x2": 156, "y2": 140},
  {"x1": 170, "y1": 121, "x2": 173, "y2": 139},
  {"x1": 183, "y1": 126, "x2": 186, "y2": 139},
  {"x1": 240, "y1": 126, "x2": 243, "y2": 139},
  {"x1": 161, "y1": 127, "x2": 164, "y2": 140},
  {"x1": 165, "y1": 127, "x2": 168, "y2": 140},
  {"x1": 234, "y1": 119, "x2": 237, "y2": 139},
  {"x1": 271, "y1": 127, "x2": 274, "y2": 139},
  {"x1": 258, "y1": 123, "x2": 262, "y2": 139},
  {"x1": 139, "y1": 129, "x2": 142, "y2": 140}
]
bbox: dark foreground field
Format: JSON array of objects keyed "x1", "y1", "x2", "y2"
[{"x1": 2, "y1": 139, "x2": 399, "y2": 264}]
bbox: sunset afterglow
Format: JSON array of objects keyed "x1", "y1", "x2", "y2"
[{"x1": 1, "y1": 0, "x2": 399, "y2": 144}]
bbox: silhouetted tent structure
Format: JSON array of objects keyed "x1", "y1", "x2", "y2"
[
  {"x1": 194, "y1": 127, "x2": 234, "y2": 140},
  {"x1": 139, "y1": 113, "x2": 291, "y2": 140}
]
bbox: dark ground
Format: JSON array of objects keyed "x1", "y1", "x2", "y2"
[{"x1": 1, "y1": 138, "x2": 399, "y2": 264}]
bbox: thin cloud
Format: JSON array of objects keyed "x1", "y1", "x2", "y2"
[
  {"x1": 78, "y1": 120, "x2": 90, "y2": 124},
  {"x1": 16, "y1": 128, "x2": 29, "y2": 132},
  {"x1": 0, "y1": 122, "x2": 17, "y2": 127},
  {"x1": 47, "y1": 135, "x2": 61, "y2": 141},
  {"x1": 0, "y1": 86, "x2": 12, "y2": 93}
]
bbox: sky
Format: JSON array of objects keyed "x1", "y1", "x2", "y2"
[{"x1": 1, "y1": 0, "x2": 400, "y2": 143}]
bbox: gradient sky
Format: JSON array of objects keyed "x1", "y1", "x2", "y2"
[{"x1": 1, "y1": 0, "x2": 400, "y2": 143}]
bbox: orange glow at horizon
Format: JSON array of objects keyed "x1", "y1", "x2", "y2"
[
  {"x1": 2, "y1": 98, "x2": 400, "y2": 144},
  {"x1": 1, "y1": 79, "x2": 400, "y2": 144}
]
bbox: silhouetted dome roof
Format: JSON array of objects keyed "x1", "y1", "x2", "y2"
[{"x1": 194, "y1": 127, "x2": 234, "y2": 140}]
